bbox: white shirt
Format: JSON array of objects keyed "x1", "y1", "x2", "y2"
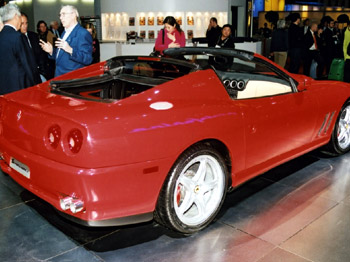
[
  {"x1": 24, "y1": 32, "x2": 32, "y2": 48},
  {"x1": 4, "y1": 24, "x2": 17, "y2": 31},
  {"x1": 56, "y1": 22, "x2": 78, "y2": 58},
  {"x1": 309, "y1": 30, "x2": 317, "y2": 50}
]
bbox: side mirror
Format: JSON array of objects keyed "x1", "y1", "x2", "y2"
[{"x1": 296, "y1": 78, "x2": 310, "y2": 92}]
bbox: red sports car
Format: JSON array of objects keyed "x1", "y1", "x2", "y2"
[{"x1": 0, "y1": 47, "x2": 350, "y2": 234}]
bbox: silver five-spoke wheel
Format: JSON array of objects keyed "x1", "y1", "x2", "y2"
[
  {"x1": 325, "y1": 101, "x2": 350, "y2": 155},
  {"x1": 174, "y1": 155, "x2": 225, "y2": 226},
  {"x1": 155, "y1": 144, "x2": 228, "y2": 234},
  {"x1": 337, "y1": 105, "x2": 350, "y2": 150}
]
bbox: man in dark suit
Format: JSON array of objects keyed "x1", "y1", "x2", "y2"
[
  {"x1": 303, "y1": 23, "x2": 325, "y2": 79},
  {"x1": 288, "y1": 13, "x2": 304, "y2": 74},
  {"x1": 206, "y1": 17, "x2": 221, "y2": 47},
  {"x1": 20, "y1": 12, "x2": 42, "y2": 84},
  {"x1": 40, "y1": 5, "x2": 92, "y2": 77},
  {"x1": 0, "y1": 4, "x2": 35, "y2": 95},
  {"x1": 324, "y1": 19, "x2": 339, "y2": 74}
]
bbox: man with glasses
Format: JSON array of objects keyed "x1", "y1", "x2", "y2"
[{"x1": 40, "y1": 5, "x2": 92, "y2": 77}]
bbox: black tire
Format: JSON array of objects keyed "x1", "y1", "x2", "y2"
[
  {"x1": 154, "y1": 144, "x2": 228, "y2": 234},
  {"x1": 324, "y1": 101, "x2": 350, "y2": 155}
]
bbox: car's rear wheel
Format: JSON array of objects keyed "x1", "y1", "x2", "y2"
[
  {"x1": 324, "y1": 101, "x2": 350, "y2": 155},
  {"x1": 155, "y1": 144, "x2": 228, "y2": 234}
]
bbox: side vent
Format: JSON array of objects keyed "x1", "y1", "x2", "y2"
[
  {"x1": 318, "y1": 111, "x2": 335, "y2": 137},
  {"x1": 324, "y1": 111, "x2": 335, "y2": 133}
]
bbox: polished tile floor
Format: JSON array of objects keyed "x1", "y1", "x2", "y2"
[{"x1": 1, "y1": 151, "x2": 350, "y2": 262}]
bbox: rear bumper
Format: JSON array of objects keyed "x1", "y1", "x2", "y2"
[{"x1": 0, "y1": 138, "x2": 172, "y2": 226}]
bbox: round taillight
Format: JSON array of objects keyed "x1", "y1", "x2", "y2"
[
  {"x1": 47, "y1": 125, "x2": 61, "y2": 149},
  {"x1": 67, "y1": 129, "x2": 83, "y2": 154}
]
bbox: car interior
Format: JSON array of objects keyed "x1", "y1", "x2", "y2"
[
  {"x1": 50, "y1": 54, "x2": 294, "y2": 102},
  {"x1": 185, "y1": 54, "x2": 293, "y2": 100}
]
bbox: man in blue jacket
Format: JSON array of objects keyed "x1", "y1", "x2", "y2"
[{"x1": 40, "y1": 5, "x2": 92, "y2": 77}]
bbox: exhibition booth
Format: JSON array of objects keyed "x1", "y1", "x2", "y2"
[{"x1": 98, "y1": 0, "x2": 261, "y2": 60}]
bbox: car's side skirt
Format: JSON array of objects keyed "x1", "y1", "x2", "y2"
[{"x1": 58, "y1": 210, "x2": 154, "y2": 227}]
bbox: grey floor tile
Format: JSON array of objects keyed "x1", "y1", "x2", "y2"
[
  {"x1": 219, "y1": 175, "x2": 337, "y2": 245},
  {"x1": 281, "y1": 202, "x2": 350, "y2": 262},
  {"x1": 0, "y1": 204, "x2": 78, "y2": 262},
  {"x1": 0, "y1": 171, "x2": 31, "y2": 196},
  {"x1": 0, "y1": 182, "x2": 24, "y2": 210},
  {"x1": 257, "y1": 247, "x2": 311, "y2": 262},
  {"x1": 341, "y1": 195, "x2": 350, "y2": 206},
  {"x1": 87, "y1": 222, "x2": 274, "y2": 262},
  {"x1": 47, "y1": 247, "x2": 104, "y2": 262}
]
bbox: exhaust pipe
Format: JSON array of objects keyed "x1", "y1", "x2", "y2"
[
  {"x1": 59, "y1": 196, "x2": 84, "y2": 213},
  {"x1": 70, "y1": 199, "x2": 84, "y2": 213},
  {"x1": 60, "y1": 196, "x2": 73, "y2": 210}
]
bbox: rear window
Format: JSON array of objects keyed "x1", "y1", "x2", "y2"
[{"x1": 50, "y1": 57, "x2": 198, "y2": 102}]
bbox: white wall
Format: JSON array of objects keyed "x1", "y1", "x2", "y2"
[
  {"x1": 228, "y1": 0, "x2": 247, "y2": 37},
  {"x1": 101, "y1": 0, "x2": 248, "y2": 37},
  {"x1": 14, "y1": 0, "x2": 95, "y2": 32},
  {"x1": 32, "y1": 0, "x2": 94, "y2": 30},
  {"x1": 101, "y1": 0, "x2": 229, "y2": 13}
]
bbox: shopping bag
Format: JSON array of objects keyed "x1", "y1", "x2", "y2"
[{"x1": 328, "y1": 58, "x2": 344, "y2": 81}]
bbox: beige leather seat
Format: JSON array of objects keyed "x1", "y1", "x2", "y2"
[{"x1": 237, "y1": 80, "x2": 292, "y2": 99}]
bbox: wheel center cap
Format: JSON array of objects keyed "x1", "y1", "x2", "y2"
[{"x1": 194, "y1": 185, "x2": 200, "y2": 193}]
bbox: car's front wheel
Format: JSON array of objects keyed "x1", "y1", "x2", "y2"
[
  {"x1": 155, "y1": 144, "x2": 228, "y2": 234},
  {"x1": 324, "y1": 101, "x2": 350, "y2": 155}
]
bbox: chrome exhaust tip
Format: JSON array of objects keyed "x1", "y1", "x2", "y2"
[
  {"x1": 70, "y1": 199, "x2": 84, "y2": 213},
  {"x1": 60, "y1": 196, "x2": 73, "y2": 211}
]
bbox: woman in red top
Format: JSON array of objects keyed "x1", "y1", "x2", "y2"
[{"x1": 155, "y1": 16, "x2": 186, "y2": 54}]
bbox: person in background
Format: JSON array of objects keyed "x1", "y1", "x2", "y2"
[
  {"x1": 154, "y1": 16, "x2": 186, "y2": 55},
  {"x1": 206, "y1": 17, "x2": 221, "y2": 47},
  {"x1": 333, "y1": 20, "x2": 343, "y2": 58},
  {"x1": 36, "y1": 20, "x2": 55, "y2": 79},
  {"x1": 343, "y1": 24, "x2": 350, "y2": 82},
  {"x1": 262, "y1": 22, "x2": 272, "y2": 38},
  {"x1": 216, "y1": 24, "x2": 235, "y2": 49},
  {"x1": 0, "y1": 4, "x2": 35, "y2": 95},
  {"x1": 288, "y1": 13, "x2": 303, "y2": 74},
  {"x1": 324, "y1": 19, "x2": 338, "y2": 74},
  {"x1": 50, "y1": 20, "x2": 61, "y2": 38},
  {"x1": 303, "y1": 18, "x2": 310, "y2": 35},
  {"x1": 303, "y1": 23, "x2": 325, "y2": 79},
  {"x1": 40, "y1": 5, "x2": 92, "y2": 77},
  {"x1": 20, "y1": 12, "x2": 42, "y2": 84},
  {"x1": 84, "y1": 22, "x2": 100, "y2": 64},
  {"x1": 37, "y1": 20, "x2": 54, "y2": 46},
  {"x1": 270, "y1": 19, "x2": 288, "y2": 68}
]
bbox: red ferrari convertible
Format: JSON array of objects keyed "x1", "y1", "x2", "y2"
[{"x1": 0, "y1": 47, "x2": 349, "y2": 233}]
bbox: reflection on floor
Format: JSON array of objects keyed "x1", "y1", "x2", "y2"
[{"x1": 1, "y1": 151, "x2": 350, "y2": 262}]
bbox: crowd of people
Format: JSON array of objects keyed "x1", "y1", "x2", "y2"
[
  {"x1": 0, "y1": 3, "x2": 100, "y2": 95},
  {"x1": 268, "y1": 13, "x2": 348, "y2": 81}
]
